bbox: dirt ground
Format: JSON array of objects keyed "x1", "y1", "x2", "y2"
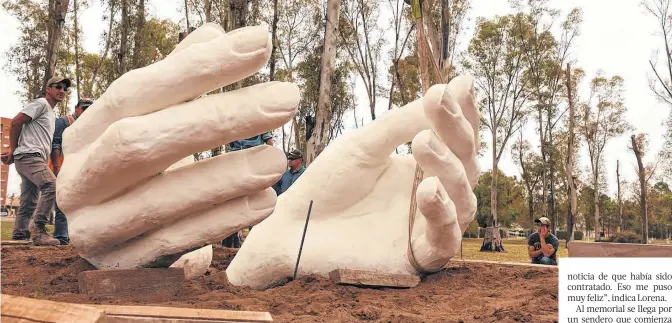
[{"x1": 0, "y1": 245, "x2": 559, "y2": 323}]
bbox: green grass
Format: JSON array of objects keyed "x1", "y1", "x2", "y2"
[
  {"x1": 10, "y1": 219, "x2": 665, "y2": 265},
  {"x1": 1, "y1": 221, "x2": 54, "y2": 240}
]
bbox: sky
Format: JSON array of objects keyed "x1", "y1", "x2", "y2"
[{"x1": 0, "y1": 0, "x2": 669, "y2": 200}]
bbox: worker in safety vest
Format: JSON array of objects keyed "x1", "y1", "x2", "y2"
[{"x1": 49, "y1": 98, "x2": 94, "y2": 245}]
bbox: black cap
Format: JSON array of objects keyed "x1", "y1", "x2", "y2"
[
  {"x1": 77, "y1": 98, "x2": 94, "y2": 109},
  {"x1": 287, "y1": 149, "x2": 303, "y2": 160}
]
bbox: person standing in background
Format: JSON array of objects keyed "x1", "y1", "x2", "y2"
[
  {"x1": 272, "y1": 149, "x2": 306, "y2": 196},
  {"x1": 49, "y1": 98, "x2": 94, "y2": 245}
]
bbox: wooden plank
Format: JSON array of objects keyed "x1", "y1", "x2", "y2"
[
  {"x1": 328, "y1": 268, "x2": 420, "y2": 288},
  {"x1": 91, "y1": 305, "x2": 273, "y2": 323},
  {"x1": 0, "y1": 240, "x2": 32, "y2": 246},
  {"x1": 568, "y1": 241, "x2": 672, "y2": 258},
  {"x1": 1, "y1": 294, "x2": 107, "y2": 323},
  {"x1": 78, "y1": 268, "x2": 184, "y2": 301},
  {"x1": 450, "y1": 259, "x2": 559, "y2": 269}
]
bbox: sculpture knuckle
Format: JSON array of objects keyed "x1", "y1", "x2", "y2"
[{"x1": 111, "y1": 120, "x2": 147, "y2": 158}]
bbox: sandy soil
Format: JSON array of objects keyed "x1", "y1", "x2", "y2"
[{"x1": 0, "y1": 245, "x2": 559, "y2": 323}]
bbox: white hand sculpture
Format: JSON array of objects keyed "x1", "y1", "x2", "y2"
[
  {"x1": 226, "y1": 75, "x2": 481, "y2": 289},
  {"x1": 56, "y1": 23, "x2": 300, "y2": 274}
]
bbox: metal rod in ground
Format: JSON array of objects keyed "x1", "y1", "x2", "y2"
[{"x1": 293, "y1": 200, "x2": 314, "y2": 280}]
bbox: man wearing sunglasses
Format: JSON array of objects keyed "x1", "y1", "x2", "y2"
[
  {"x1": 48, "y1": 98, "x2": 94, "y2": 245},
  {"x1": 1, "y1": 76, "x2": 70, "y2": 246}
]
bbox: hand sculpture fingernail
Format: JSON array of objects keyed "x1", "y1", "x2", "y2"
[
  {"x1": 428, "y1": 132, "x2": 448, "y2": 158},
  {"x1": 441, "y1": 87, "x2": 460, "y2": 115},
  {"x1": 231, "y1": 25, "x2": 270, "y2": 54},
  {"x1": 248, "y1": 189, "x2": 275, "y2": 211},
  {"x1": 260, "y1": 82, "x2": 301, "y2": 114}
]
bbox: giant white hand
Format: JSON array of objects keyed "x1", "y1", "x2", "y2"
[
  {"x1": 227, "y1": 75, "x2": 481, "y2": 289},
  {"x1": 56, "y1": 23, "x2": 300, "y2": 271}
]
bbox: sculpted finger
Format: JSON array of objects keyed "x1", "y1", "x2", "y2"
[
  {"x1": 447, "y1": 75, "x2": 479, "y2": 152},
  {"x1": 80, "y1": 188, "x2": 277, "y2": 270},
  {"x1": 58, "y1": 82, "x2": 299, "y2": 211},
  {"x1": 66, "y1": 145, "x2": 286, "y2": 253},
  {"x1": 423, "y1": 83, "x2": 479, "y2": 188},
  {"x1": 409, "y1": 177, "x2": 461, "y2": 272},
  {"x1": 334, "y1": 97, "x2": 429, "y2": 162},
  {"x1": 412, "y1": 130, "x2": 477, "y2": 232},
  {"x1": 170, "y1": 245, "x2": 214, "y2": 279},
  {"x1": 64, "y1": 25, "x2": 272, "y2": 154},
  {"x1": 169, "y1": 23, "x2": 225, "y2": 56}
]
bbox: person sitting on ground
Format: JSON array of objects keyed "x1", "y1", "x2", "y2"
[
  {"x1": 527, "y1": 217, "x2": 559, "y2": 266},
  {"x1": 49, "y1": 98, "x2": 94, "y2": 245},
  {"x1": 272, "y1": 149, "x2": 305, "y2": 196}
]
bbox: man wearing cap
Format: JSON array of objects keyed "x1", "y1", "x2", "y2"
[
  {"x1": 527, "y1": 217, "x2": 559, "y2": 265},
  {"x1": 48, "y1": 98, "x2": 94, "y2": 245},
  {"x1": 1, "y1": 76, "x2": 71, "y2": 245},
  {"x1": 272, "y1": 149, "x2": 306, "y2": 196}
]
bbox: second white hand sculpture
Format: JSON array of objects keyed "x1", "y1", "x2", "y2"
[
  {"x1": 226, "y1": 75, "x2": 481, "y2": 289},
  {"x1": 55, "y1": 23, "x2": 481, "y2": 288}
]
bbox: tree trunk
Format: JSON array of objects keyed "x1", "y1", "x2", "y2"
[
  {"x1": 593, "y1": 171, "x2": 601, "y2": 241},
  {"x1": 90, "y1": 2, "x2": 115, "y2": 95},
  {"x1": 414, "y1": 2, "x2": 430, "y2": 94},
  {"x1": 305, "y1": 0, "x2": 341, "y2": 166},
  {"x1": 548, "y1": 127, "x2": 556, "y2": 233},
  {"x1": 565, "y1": 63, "x2": 577, "y2": 246},
  {"x1": 268, "y1": 0, "x2": 279, "y2": 81},
  {"x1": 490, "y1": 135, "x2": 499, "y2": 227},
  {"x1": 631, "y1": 135, "x2": 648, "y2": 244},
  {"x1": 527, "y1": 191, "x2": 535, "y2": 228},
  {"x1": 538, "y1": 109, "x2": 548, "y2": 217},
  {"x1": 42, "y1": 0, "x2": 71, "y2": 93},
  {"x1": 119, "y1": 0, "x2": 129, "y2": 76},
  {"x1": 132, "y1": 0, "x2": 146, "y2": 69},
  {"x1": 480, "y1": 227, "x2": 504, "y2": 252},
  {"x1": 230, "y1": 0, "x2": 247, "y2": 90},
  {"x1": 73, "y1": 0, "x2": 81, "y2": 100},
  {"x1": 184, "y1": 0, "x2": 190, "y2": 31},
  {"x1": 205, "y1": 0, "x2": 212, "y2": 22},
  {"x1": 617, "y1": 160, "x2": 623, "y2": 232},
  {"x1": 481, "y1": 131, "x2": 504, "y2": 252}
]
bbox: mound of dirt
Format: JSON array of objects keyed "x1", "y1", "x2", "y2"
[{"x1": 1, "y1": 245, "x2": 559, "y2": 323}]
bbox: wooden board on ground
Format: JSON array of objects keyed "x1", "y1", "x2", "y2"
[
  {"x1": 451, "y1": 259, "x2": 559, "y2": 270},
  {"x1": 329, "y1": 268, "x2": 420, "y2": 288},
  {"x1": 1, "y1": 294, "x2": 107, "y2": 323},
  {"x1": 568, "y1": 241, "x2": 672, "y2": 258},
  {"x1": 91, "y1": 304, "x2": 273, "y2": 323},
  {"x1": 78, "y1": 268, "x2": 184, "y2": 301},
  {"x1": 0, "y1": 240, "x2": 32, "y2": 246}
]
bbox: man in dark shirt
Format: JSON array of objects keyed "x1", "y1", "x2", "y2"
[
  {"x1": 49, "y1": 98, "x2": 94, "y2": 245},
  {"x1": 527, "y1": 217, "x2": 559, "y2": 265}
]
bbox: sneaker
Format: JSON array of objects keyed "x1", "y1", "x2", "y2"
[{"x1": 30, "y1": 224, "x2": 60, "y2": 246}]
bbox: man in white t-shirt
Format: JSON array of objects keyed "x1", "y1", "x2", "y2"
[{"x1": 1, "y1": 76, "x2": 70, "y2": 246}]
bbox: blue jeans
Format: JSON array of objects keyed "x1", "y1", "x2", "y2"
[
  {"x1": 532, "y1": 256, "x2": 557, "y2": 266},
  {"x1": 53, "y1": 202, "x2": 69, "y2": 245}
]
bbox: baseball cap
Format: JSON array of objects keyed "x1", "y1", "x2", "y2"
[
  {"x1": 287, "y1": 149, "x2": 303, "y2": 160},
  {"x1": 535, "y1": 217, "x2": 551, "y2": 226},
  {"x1": 77, "y1": 98, "x2": 94, "y2": 109},
  {"x1": 46, "y1": 76, "x2": 72, "y2": 88}
]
